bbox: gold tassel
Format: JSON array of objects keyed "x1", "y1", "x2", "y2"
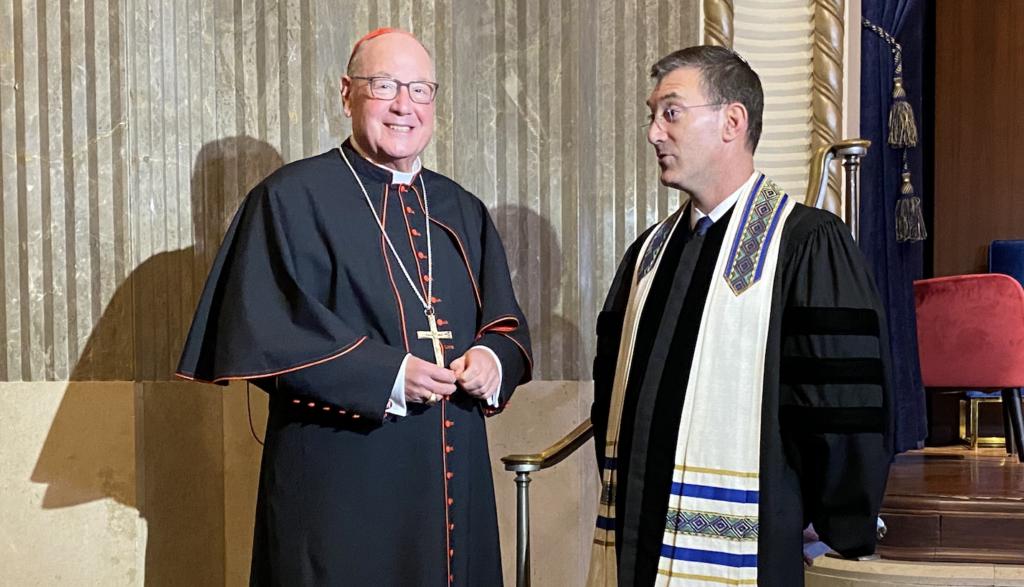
[
  {"x1": 888, "y1": 77, "x2": 918, "y2": 148},
  {"x1": 895, "y1": 171, "x2": 927, "y2": 243},
  {"x1": 865, "y1": 19, "x2": 926, "y2": 243}
]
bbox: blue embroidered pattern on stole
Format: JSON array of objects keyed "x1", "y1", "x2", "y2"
[
  {"x1": 666, "y1": 509, "x2": 759, "y2": 541},
  {"x1": 599, "y1": 456, "x2": 617, "y2": 505},
  {"x1": 724, "y1": 175, "x2": 790, "y2": 295}
]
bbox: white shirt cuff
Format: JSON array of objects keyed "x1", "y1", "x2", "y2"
[
  {"x1": 474, "y1": 346, "x2": 503, "y2": 408},
  {"x1": 386, "y1": 354, "x2": 411, "y2": 417}
]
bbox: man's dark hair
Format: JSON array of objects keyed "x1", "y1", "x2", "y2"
[{"x1": 650, "y1": 46, "x2": 764, "y2": 153}]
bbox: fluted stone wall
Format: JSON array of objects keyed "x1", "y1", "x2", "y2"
[{"x1": 1, "y1": 0, "x2": 699, "y2": 385}]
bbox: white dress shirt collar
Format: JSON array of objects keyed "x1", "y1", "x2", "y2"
[{"x1": 690, "y1": 171, "x2": 760, "y2": 230}]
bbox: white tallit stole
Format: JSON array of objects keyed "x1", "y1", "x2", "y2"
[{"x1": 587, "y1": 174, "x2": 795, "y2": 587}]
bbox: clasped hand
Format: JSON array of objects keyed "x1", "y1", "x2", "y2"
[{"x1": 404, "y1": 348, "x2": 500, "y2": 404}]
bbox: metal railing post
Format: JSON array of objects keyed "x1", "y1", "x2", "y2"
[
  {"x1": 843, "y1": 152, "x2": 863, "y2": 243},
  {"x1": 501, "y1": 419, "x2": 594, "y2": 587},
  {"x1": 515, "y1": 471, "x2": 532, "y2": 587}
]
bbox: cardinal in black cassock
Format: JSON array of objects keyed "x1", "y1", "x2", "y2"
[
  {"x1": 177, "y1": 29, "x2": 531, "y2": 587},
  {"x1": 587, "y1": 47, "x2": 894, "y2": 587}
]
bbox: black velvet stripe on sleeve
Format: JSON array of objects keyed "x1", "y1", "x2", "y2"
[
  {"x1": 780, "y1": 406, "x2": 887, "y2": 434},
  {"x1": 780, "y1": 357, "x2": 884, "y2": 385},
  {"x1": 782, "y1": 307, "x2": 880, "y2": 337},
  {"x1": 597, "y1": 311, "x2": 625, "y2": 338}
]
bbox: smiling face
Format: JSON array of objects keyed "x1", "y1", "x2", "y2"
[
  {"x1": 341, "y1": 33, "x2": 435, "y2": 172},
  {"x1": 645, "y1": 67, "x2": 726, "y2": 194}
]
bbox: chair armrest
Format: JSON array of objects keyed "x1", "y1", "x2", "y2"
[{"x1": 501, "y1": 418, "x2": 594, "y2": 473}]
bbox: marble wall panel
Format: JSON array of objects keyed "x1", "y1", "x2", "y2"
[
  {"x1": 10, "y1": 379, "x2": 229, "y2": 586},
  {"x1": 222, "y1": 381, "x2": 266, "y2": 587},
  {"x1": 0, "y1": 382, "x2": 140, "y2": 586},
  {"x1": 137, "y1": 380, "x2": 226, "y2": 587},
  {"x1": 0, "y1": 0, "x2": 131, "y2": 382}
]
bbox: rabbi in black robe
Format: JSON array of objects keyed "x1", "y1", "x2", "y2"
[
  {"x1": 178, "y1": 28, "x2": 531, "y2": 587},
  {"x1": 588, "y1": 47, "x2": 893, "y2": 587}
]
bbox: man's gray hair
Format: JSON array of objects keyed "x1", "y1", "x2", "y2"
[{"x1": 650, "y1": 46, "x2": 764, "y2": 153}]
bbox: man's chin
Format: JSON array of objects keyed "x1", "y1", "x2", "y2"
[
  {"x1": 658, "y1": 170, "x2": 684, "y2": 190},
  {"x1": 378, "y1": 145, "x2": 428, "y2": 165}
]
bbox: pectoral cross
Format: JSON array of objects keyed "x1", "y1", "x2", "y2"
[{"x1": 418, "y1": 312, "x2": 453, "y2": 367}]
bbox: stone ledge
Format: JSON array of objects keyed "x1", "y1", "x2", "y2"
[{"x1": 806, "y1": 554, "x2": 1024, "y2": 587}]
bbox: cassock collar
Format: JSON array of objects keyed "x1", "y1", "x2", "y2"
[
  {"x1": 690, "y1": 170, "x2": 760, "y2": 230},
  {"x1": 340, "y1": 138, "x2": 423, "y2": 186}
]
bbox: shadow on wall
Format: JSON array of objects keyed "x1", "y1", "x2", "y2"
[
  {"x1": 30, "y1": 137, "x2": 283, "y2": 587},
  {"x1": 490, "y1": 205, "x2": 584, "y2": 381}
]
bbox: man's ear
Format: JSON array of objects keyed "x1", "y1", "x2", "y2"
[
  {"x1": 341, "y1": 76, "x2": 354, "y2": 118},
  {"x1": 720, "y1": 102, "x2": 749, "y2": 146}
]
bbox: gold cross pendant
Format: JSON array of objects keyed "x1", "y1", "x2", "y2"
[{"x1": 417, "y1": 312, "x2": 453, "y2": 367}]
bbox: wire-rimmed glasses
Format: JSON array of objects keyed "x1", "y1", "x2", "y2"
[{"x1": 643, "y1": 103, "x2": 725, "y2": 130}]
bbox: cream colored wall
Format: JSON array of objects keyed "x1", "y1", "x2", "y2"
[
  {"x1": 1, "y1": 382, "x2": 140, "y2": 587},
  {"x1": 1, "y1": 381, "x2": 246, "y2": 587}
]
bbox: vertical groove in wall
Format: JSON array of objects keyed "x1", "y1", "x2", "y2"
[{"x1": 0, "y1": 0, "x2": 10, "y2": 381}]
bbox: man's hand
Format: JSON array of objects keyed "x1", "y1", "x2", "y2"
[
  {"x1": 450, "y1": 347, "x2": 500, "y2": 401},
  {"x1": 404, "y1": 356, "x2": 457, "y2": 404}
]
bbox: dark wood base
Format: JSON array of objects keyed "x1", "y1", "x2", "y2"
[{"x1": 878, "y1": 447, "x2": 1024, "y2": 564}]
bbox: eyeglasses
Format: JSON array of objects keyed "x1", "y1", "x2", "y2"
[
  {"x1": 352, "y1": 76, "x2": 439, "y2": 104},
  {"x1": 644, "y1": 103, "x2": 724, "y2": 130}
]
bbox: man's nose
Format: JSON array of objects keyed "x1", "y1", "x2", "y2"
[
  {"x1": 390, "y1": 86, "x2": 414, "y2": 114},
  {"x1": 647, "y1": 122, "x2": 665, "y2": 146}
]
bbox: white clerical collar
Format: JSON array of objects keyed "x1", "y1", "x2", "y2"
[
  {"x1": 690, "y1": 171, "x2": 760, "y2": 230},
  {"x1": 372, "y1": 157, "x2": 422, "y2": 185},
  {"x1": 345, "y1": 137, "x2": 422, "y2": 184}
]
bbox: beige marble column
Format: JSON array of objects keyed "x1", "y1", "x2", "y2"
[
  {"x1": 704, "y1": 0, "x2": 734, "y2": 48},
  {"x1": 812, "y1": 0, "x2": 846, "y2": 215}
]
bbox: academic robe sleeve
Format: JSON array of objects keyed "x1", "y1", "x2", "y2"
[
  {"x1": 177, "y1": 181, "x2": 407, "y2": 421},
  {"x1": 591, "y1": 233, "x2": 649, "y2": 471},
  {"x1": 777, "y1": 211, "x2": 895, "y2": 559},
  {"x1": 470, "y1": 204, "x2": 533, "y2": 413}
]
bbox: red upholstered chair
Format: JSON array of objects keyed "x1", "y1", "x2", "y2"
[{"x1": 914, "y1": 274, "x2": 1024, "y2": 461}]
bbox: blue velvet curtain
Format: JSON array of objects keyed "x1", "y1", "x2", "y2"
[{"x1": 860, "y1": 0, "x2": 928, "y2": 453}]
